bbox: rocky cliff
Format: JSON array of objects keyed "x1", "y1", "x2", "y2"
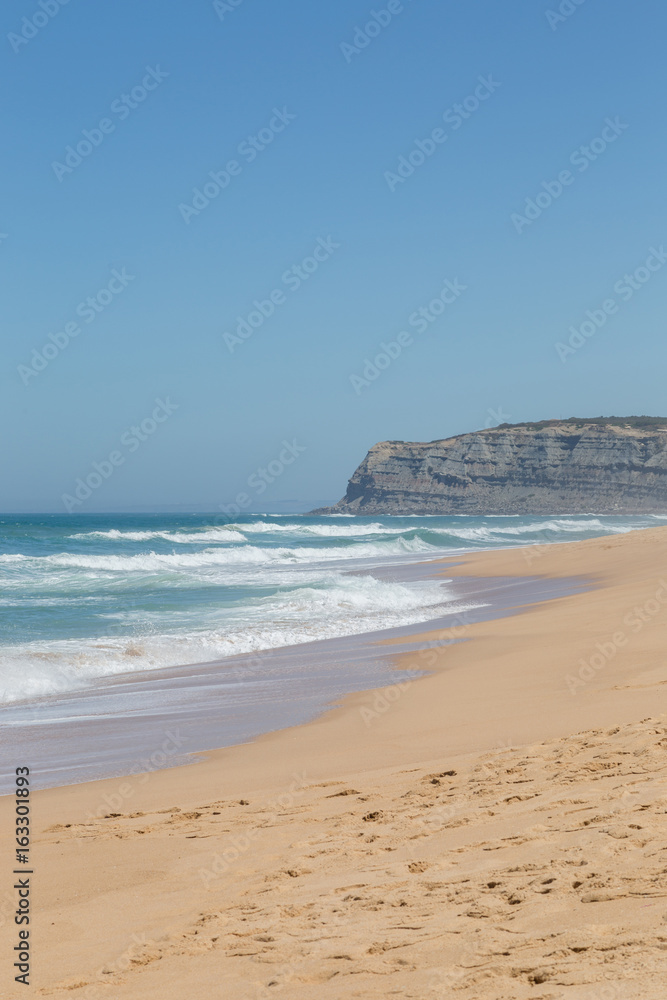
[{"x1": 315, "y1": 418, "x2": 667, "y2": 515}]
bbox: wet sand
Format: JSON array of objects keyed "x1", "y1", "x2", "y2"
[{"x1": 2, "y1": 526, "x2": 667, "y2": 998}]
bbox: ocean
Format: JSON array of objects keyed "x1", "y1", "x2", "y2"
[
  {"x1": 1, "y1": 512, "x2": 660, "y2": 788},
  {"x1": 1, "y1": 511, "x2": 660, "y2": 706}
]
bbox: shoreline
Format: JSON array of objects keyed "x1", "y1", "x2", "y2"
[
  {"x1": 0, "y1": 566, "x2": 586, "y2": 793},
  {"x1": 3, "y1": 526, "x2": 667, "y2": 997}
]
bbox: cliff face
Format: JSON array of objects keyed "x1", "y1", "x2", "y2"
[{"x1": 316, "y1": 420, "x2": 667, "y2": 515}]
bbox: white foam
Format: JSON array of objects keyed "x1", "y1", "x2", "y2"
[
  {"x1": 0, "y1": 570, "x2": 482, "y2": 704},
  {"x1": 0, "y1": 535, "x2": 444, "y2": 577},
  {"x1": 238, "y1": 520, "x2": 410, "y2": 537},
  {"x1": 422, "y1": 518, "x2": 634, "y2": 543},
  {"x1": 69, "y1": 528, "x2": 245, "y2": 543}
]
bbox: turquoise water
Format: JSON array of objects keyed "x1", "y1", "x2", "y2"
[{"x1": 0, "y1": 512, "x2": 660, "y2": 705}]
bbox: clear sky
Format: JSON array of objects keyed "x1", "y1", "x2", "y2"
[{"x1": 2, "y1": 0, "x2": 666, "y2": 512}]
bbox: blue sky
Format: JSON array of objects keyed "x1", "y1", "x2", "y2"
[{"x1": 2, "y1": 0, "x2": 666, "y2": 512}]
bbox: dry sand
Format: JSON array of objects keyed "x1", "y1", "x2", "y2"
[{"x1": 2, "y1": 526, "x2": 667, "y2": 998}]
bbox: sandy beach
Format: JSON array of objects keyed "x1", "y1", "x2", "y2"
[{"x1": 3, "y1": 526, "x2": 667, "y2": 998}]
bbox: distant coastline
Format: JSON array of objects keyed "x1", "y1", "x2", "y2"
[{"x1": 314, "y1": 417, "x2": 667, "y2": 515}]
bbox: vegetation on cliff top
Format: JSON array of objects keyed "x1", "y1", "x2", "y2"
[{"x1": 493, "y1": 416, "x2": 667, "y2": 431}]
